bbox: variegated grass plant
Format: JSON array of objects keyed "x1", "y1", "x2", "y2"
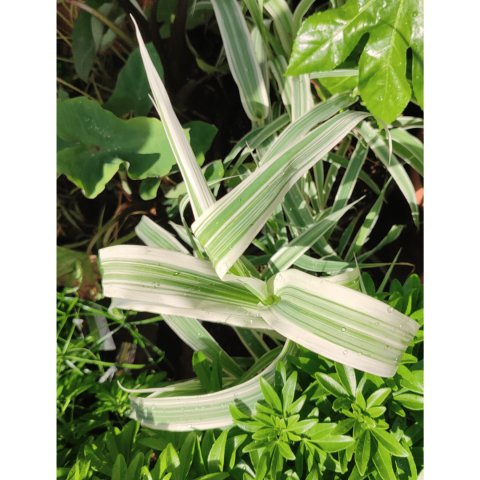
[{"x1": 98, "y1": 14, "x2": 420, "y2": 432}]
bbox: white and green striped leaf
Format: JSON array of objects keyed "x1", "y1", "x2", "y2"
[
  {"x1": 264, "y1": 0, "x2": 294, "y2": 55},
  {"x1": 101, "y1": 242, "x2": 418, "y2": 378},
  {"x1": 134, "y1": 216, "x2": 244, "y2": 376},
  {"x1": 193, "y1": 110, "x2": 368, "y2": 278},
  {"x1": 100, "y1": 245, "x2": 269, "y2": 329},
  {"x1": 293, "y1": 256, "x2": 352, "y2": 274},
  {"x1": 260, "y1": 92, "x2": 356, "y2": 166},
  {"x1": 128, "y1": 342, "x2": 296, "y2": 430},
  {"x1": 330, "y1": 142, "x2": 368, "y2": 213},
  {"x1": 135, "y1": 216, "x2": 189, "y2": 254},
  {"x1": 292, "y1": 0, "x2": 316, "y2": 35},
  {"x1": 132, "y1": 19, "x2": 214, "y2": 219},
  {"x1": 224, "y1": 114, "x2": 289, "y2": 168},
  {"x1": 263, "y1": 269, "x2": 419, "y2": 377},
  {"x1": 211, "y1": 0, "x2": 270, "y2": 122},
  {"x1": 390, "y1": 127, "x2": 424, "y2": 175}
]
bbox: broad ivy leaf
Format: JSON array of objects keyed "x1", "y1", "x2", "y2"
[
  {"x1": 320, "y1": 75, "x2": 358, "y2": 96},
  {"x1": 358, "y1": 0, "x2": 415, "y2": 123},
  {"x1": 184, "y1": 120, "x2": 218, "y2": 166},
  {"x1": 72, "y1": 8, "x2": 97, "y2": 81},
  {"x1": 57, "y1": 246, "x2": 100, "y2": 299},
  {"x1": 57, "y1": 97, "x2": 177, "y2": 198},
  {"x1": 286, "y1": 0, "x2": 382, "y2": 74},
  {"x1": 139, "y1": 178, "x2": 161, "y2": 201},
  {"x1": 287, "y1": 0, "x2": 423, "y2": 123},
  {"x1": 410, "y1": 0, "x2": 424, "y2": 108},
  {"x1": 104, "y1": 43, "x2": 164, "y2": 117}
]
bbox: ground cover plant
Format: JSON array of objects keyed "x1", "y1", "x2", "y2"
[{"x1": 57, "y1": 0, "x2": 423, "y2": 478}]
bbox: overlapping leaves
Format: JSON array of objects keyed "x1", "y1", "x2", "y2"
[{"x1": 287, "y1": 0, "x2": 424, "y2": 123}]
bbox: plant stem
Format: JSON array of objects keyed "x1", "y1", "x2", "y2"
[{"x1": 57, "y1": 77, "x2": 95, "y2": 100}]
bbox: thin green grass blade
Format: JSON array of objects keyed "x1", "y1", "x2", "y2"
[
  {"x1": 270, "y1": 56, "x2": 295, "y2": 118},
  {"x1": 293, "y1": 256, "x2": 352, "y2": 274},
  {"x1": 244, "y1": 0, "x2": 285, "y2": 58},
  {"x1": 377, "y1": 249, "x2": 402, "y2": 294},
  {"x1": 345, "y1": 181, "x2": 389, "y2": 261},
  {"x1": 224, "y1": 114, "x2": 289, "y2": 168},
  {"x1": 251, "y1": 25, "x2": 270, "y2": 98},
  {"x1": 282, "y1": 181, "x2": 317, "y2": 230},
  {"x1": 291, "y1": 72, "x2": 314, "y2": 121},
  {"x1": 357, "y1": 122, "x2": 419, "y2": 227},
  {"x1": 338, "y1": 212, "x2": 362, "y2": 257},
  {"x1": 119, "y1": 378, "x2": 215, "y2": 397},
  {"x1": 233, "y1": 328, "x2": 271, "y2": 360},
  {"x1": 161, "y1": 315, "x2": 244, "y2": 377},
  {"x1": 323, "y1": 161, "x2": 341, "y2": 204},
  {"x1": 236, "y1": 346, "x2": 283, "y2": 383},
  {"x1": 193, "y1": 110, "x2": 368, "y2": 277},
  {"x1": 358, "y1": 225, "x2": 405, "y2": 262},
  {"x1": 327, "y1": 152, "x2": 381, "y2": 195},
  {"x1": 211, "y1": 0, "x2": 270, "y2": 122},
  {"x1": 266, "y1": 201, "x2": 359, "y2": 275}
]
